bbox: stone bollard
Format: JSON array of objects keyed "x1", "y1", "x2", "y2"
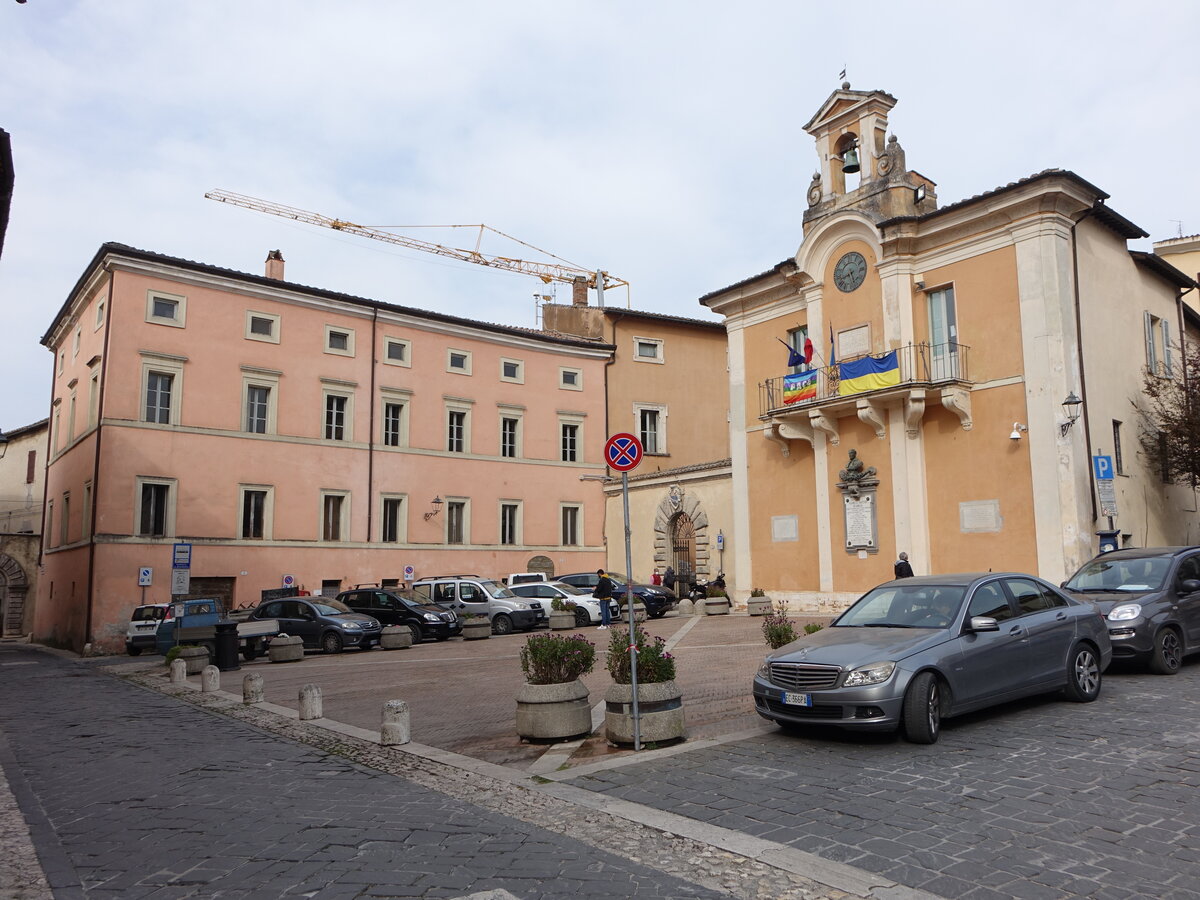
[
  {"x1": 381, "y1": 700, "x2": 411, "y2": 746},
  {"x1": 201, "y1": 664, "x2": 220, "y2": 693},
  {"x1": 170, "y1": 658, "x2": 187, "y2": 685},
  {"x1": 243, "y1": 673, "x2": 264, "y2": 704},
  {"x1": 380, "y1": 625, "x2": 413, "y2": 650},
  {"x1": 299, "y1": 683, "x2": 323, "y2": 720},
  {"x1": 675, "y1": 597, "x2": 694, "y2": 617}
]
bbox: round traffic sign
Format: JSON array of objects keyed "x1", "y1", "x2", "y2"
[{"x1": 605, "y1": 432, "x2": 643, "y2": 472}]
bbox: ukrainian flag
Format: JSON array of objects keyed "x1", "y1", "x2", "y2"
[
  {"x1": 837, "y1": 351, "x2": 900, "y2": 396},
  {"x1": 783, "y1": 370, "x2": 818, "y2": 405}
]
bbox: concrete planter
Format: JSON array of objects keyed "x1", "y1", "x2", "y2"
[
  {"x1": 604, "y1": 680, "x2": 685, "y2": 746},
  {"x1": 268, "y1": 634, "x2": 304, "y2": 663},
  {"x1": 462, "y1": 619, "x2": 491, "y2": 640},
  {"x1": 515, "y1": 678, "x2": 592, "y2": 741},
  {"x1": 549, "y1": 610, "x2": 576, "y2": 631},
  {"x1": 176, "y1": 645, "x2": 210, "y2": 675},
  {"x1": 380, "y1": 625, "x2": 413, "y2": 650},
  {"x1": 747, "y1": 596, "x2": 773, "y2": 616},
  {"x1": 703, "y1": 597, "x2": 730, "y2": 616}
]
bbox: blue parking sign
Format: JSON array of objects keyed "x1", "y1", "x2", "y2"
[{"x1": 1092, "y1": 455, "x2": 1113, "y2": 480}]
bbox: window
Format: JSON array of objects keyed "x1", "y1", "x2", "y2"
[
  {"x1": 500, "y1": 358, "x2": 523, "y2": 383},
  {"x1": 45, "y1": 501, "x2": 53, "y2": 548},
  {"x1": 57, "y1": 351, "x2": 64, "y2": 375},
  {"x1": 67, "y1": 393, "x2": 77, "y2": 443},
  {"x1": 1113, "y1": 420, "x2": 1125, "y2": 476},
  {"x1": 94, "y1": 298, "x2": 105, "y2": 330},
  {"x1": 60, "y1": 492, "x2": 70, "y2": 545},
  {"x1": 1004, "y1": 578, "x2": 1066, "y2": 615},
  {"x1": 383, "y1": 401, "x2": 405, "y2": 446},
  {"x1": 383, "y1": 337, "x2": 411, "y2": 367},
  {"x1": 633, "y1": 336, "x2": 664, "y2": 363},
  {"x1": 561, "y1": 504, "x2": 581, "y2": 546},
  {"x1": 323, "y1": 388, "x2": 355, "y2": 441},
  {"x1": 559, "y1": 367, "x2": 582, "y2": 390},
  {"x1": 500, "y1": 502, "x2": 519, "y2": 545},
  {"x1": 82, "y1": 482, "x2": 92, "y2": 540},
  {"x1": 966, "y1": 581, "x2": 1012, "y2": 621},
  {"x1": 321, "y1": 492, "x2": 349, "y2": 541},
  {"x1": 446, "y1": 410, "x2": 466, "y2": 452},
  {"x1": 501, "y1": 416, "x2": 520, "y2": 458},
  {"x1": 381, "y1": 496, "x2": 405, "y2": 542},
  {"x1": 240, "y1": 488, "x2": 270, "y2": 539},
  {"x1": 145, "y1": 372, "x2": 174, "y2": 424},
  {"x1": 447, "y1": 349, "x2": 472, "y2": 374},
  {"x1": 636, "y1": 403, "x2": 668, "y2": 454},
  {"x1": 241, "y1": 369, "x2": 279, "y2": 435},
  {"x1": 787, "y1": 326, "x2": 810, "y2": 374},
  {"x1": 246, "y1": 311, "x2": 280, "y2": 343},
  {"x1": 137, "y1": 478, "x2": 174, "y2": 538},
  {"x1": 88, "y1": 371, "x2": 99, "y2": 427},
  {"x1": 325, "y1": 326, "x2": 355, "y2": 356},
  {"x1": 1145, "y1": 312, "x2": 1172, "y2": 377},
  {"x1": 561, "y1": 422, "x2": 579, "y2": 462},
  {"x1": 72, "y1": 329, "x2": 81, "y2": 359},
  {"x1": 246, "y1": 385, "x2": 270, "y2": 434},
  {"x1": 446, "y1": 500, "x2": 466, "y2": 544},
  {"x1": 146, "y1": 291, "x2": 186, "y2": 327}
]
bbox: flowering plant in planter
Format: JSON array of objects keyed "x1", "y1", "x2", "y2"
[
  {"x1": 606, "y1": 625, "x2": 676, "y2": 684},
  {"x1": 762, "y1": 600, "x2": 798, "y2": 649},
  {"x1": 519, "y1": 632, "x2": 596, "y2": 685}
]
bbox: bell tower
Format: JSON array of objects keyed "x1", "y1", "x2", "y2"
[{"x1": 801, "y1": 82, "x2": 936, "y2": 231}]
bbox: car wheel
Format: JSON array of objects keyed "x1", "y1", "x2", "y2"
[
  {"x1": 127, "y1": 646, "x2": 142, "y2": 657},
  {"x1": 1063, "y1": 643, "x2": 1102, "y2": 701},
  {"x1": 492, "y1": 614, "x2": 514, "y2": 636},
  {"x1": 1149, "y1": 627, "x2": 1183, "y2": 675},
  {"x1": 322, "y1": 631, "x2": 344, "y2": 654},
  {"x1": 574, "y1": 608, "x2": 590, "y2": 627},
  {"x1": 408, "y1": 623, "x2": 423, "y2": 644},
  {"x1": 902, "y1": 672, "x2": 941, "y2": 744},
  {"x1": 242, "y1": 640, "x2": 261, "y2": 662}
]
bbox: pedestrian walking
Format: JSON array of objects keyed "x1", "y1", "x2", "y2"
[
  {"x1": 663, "y1": 566, "x2": 676, "y2": 597},
  {"x1": 894, "y1": 552, "x2": 914, "y2": 579},
  {"x1": 593, "y1": 569, "x2": 614, "y2": 628}
]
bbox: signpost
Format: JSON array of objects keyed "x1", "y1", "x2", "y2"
[
  {"x1": 172, "y1": 542, "x2": 192, "y2": 596},
  {"x1": 604, "y1": 432, "x2": 644, "y2": 749},
  {"x1": 1093, "y1": 454, "x2": 1118, "y2": 518}
]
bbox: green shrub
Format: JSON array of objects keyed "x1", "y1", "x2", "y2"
[
  {"x1": 519, "y1": 633, "x2": 596, "y2": 684},
  {"x1": 164, "y1": 644, "x2": 201, "y2": 666},
  {"x1": 750, "y1": 588, "x2": 767, "y2": 598},
  {"x1": 762, "y1": 600, "x2": 797, "y2": 649},
  {"x1": 803, "y1": 622, "x2": 824, "y2": 635},
  {"x1": 550, "y1": 597, "x2": 568, "y2": 612},
  {"x1": 705, "y1": 585, "x2": 727, "y2": 598},
  {"x1": 606, "y1": 625, "x2": 676, "y2": 684}
]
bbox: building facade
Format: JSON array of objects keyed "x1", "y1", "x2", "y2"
[
  {"x1": 37, "y1": 245, "x2": 612, "y2": 652},
  {"x1": 0, "y1": 419, "x2": 47, "y2": 637},
  {"x1": 702, "y1": 86, "x2": 1199, "y2": 611}
]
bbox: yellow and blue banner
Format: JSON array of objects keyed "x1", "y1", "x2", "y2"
[
  {"x1": 837, "y1": 351, "x2": 900, "y2": 396},
  {"x1": 783, "y1": 370, "x2": 818, "y2": 404}
]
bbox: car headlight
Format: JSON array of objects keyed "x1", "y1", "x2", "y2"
[
  {"x1": 423, "y1": 613, "x2": 441, "y2": 622},
  {"x1": 757, "y1": 661, "x2": 771, "y2": 679},
  {"x1": 342, "y1": 622, "x2": 362, "y2": 630},
  {"x1": 843, "y1": 661, "x2": 896, "y2": 687},
  {"x1": 1108, "y1": 603, "x2": 1142, "y2": 621}
]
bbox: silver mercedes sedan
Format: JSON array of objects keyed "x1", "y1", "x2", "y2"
[{"x1": 753, "y1": 573, "x2": 1112, "y2": 744}]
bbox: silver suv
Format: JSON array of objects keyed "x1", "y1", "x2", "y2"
[{"x1": 412, "y1": 575, "x2": 544, "y2": 635}]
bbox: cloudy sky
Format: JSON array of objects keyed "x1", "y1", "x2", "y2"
[{"x1": 2, "y1": 1, "x2": 1198, "y2": 431}]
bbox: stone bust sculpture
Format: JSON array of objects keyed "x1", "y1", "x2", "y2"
[{"x1": 838, "y1": 449, "x2": 877, "y2": 495}]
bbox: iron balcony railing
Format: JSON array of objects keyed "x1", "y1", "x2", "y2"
[{"x1": 759, "y1": 341, "x2": 970, "y2": 418}]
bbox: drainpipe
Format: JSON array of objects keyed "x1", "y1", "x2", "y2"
[
  {"x1": 367, "y1": 308, "x2": 378, "y2": 543},
  {"x1": 1070, "y1": 205, "x2": 1100, "y2": 523},
  {"x1": 82, "y1": 264, "x2": 115, "y2": 646}
]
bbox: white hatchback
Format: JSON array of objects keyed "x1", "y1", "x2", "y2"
[
  {"x1": 126, "y1": 603, "x2": 170, "y2": 655},
  {"x1": 509, "y1": 581, "x2": 618, "y2": 627}
]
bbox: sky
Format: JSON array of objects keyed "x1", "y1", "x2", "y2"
[{"x1": 2, "y1": 1, "x2": 1199, "y2": 431}]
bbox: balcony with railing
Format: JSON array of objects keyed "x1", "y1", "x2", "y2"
[{"x1": 757, "y1": 342, "x2": 973, "y2": 452}]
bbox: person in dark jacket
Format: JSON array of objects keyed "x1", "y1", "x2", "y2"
[
  {"x1": 663, "y1": 566, "x2": 676, "y2": 596},
  {"x1": 894, "y1": 552, "x2": 914, "y2": 579},
  {"x1": 592, "y1": 569, "x2": 614, "y2": 628}
]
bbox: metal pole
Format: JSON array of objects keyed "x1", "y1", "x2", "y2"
[
  {"x1": 596, "y1": 270, "x2": 605, "y2": 309},
  {"x1": 622, "y1": 470, "x2": 640, "y2": 750}
]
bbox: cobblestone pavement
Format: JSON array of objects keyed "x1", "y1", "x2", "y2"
[
  {"x1": 0, "y1": 643, "x2": 885, "y2": 900},
  {"x1": 557, "y1": 659, "x2": 1200, "y2": 900}
]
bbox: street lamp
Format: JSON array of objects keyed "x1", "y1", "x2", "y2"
[
  {"x1": 423, "y1": 496, "x2": 444, "y2": 521},
  {"x1": 1061, "y1": 393, "x2": 1083, "y2": 437}
]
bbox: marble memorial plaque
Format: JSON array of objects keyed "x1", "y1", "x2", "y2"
[
  {"x1": 843, "y1": 493, "x2": 876, "y2": 550},
  {"x1": 959, "y1": 499, "x2": 1002, "y2": 533}
]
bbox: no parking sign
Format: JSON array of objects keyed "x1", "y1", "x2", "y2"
[{"x1": 282, "y1": 574, "x2": 295, "y2": 588}]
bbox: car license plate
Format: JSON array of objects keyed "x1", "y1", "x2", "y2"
[{"x1": 782, "y1": 691, "x2": 812, "y2": 707}]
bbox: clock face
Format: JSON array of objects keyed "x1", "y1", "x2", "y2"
[{"x1": 833, "y1": 251, "x2": 868, "y2": 293}]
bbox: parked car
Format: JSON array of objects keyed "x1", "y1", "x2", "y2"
[
  {"x1": 556, "y1": 572, "x2": 678, "y2": 618},
  {"x1": 336, "y1": 586, "x2": 461, "y2": 642},
  {"x1": 250, "y1": 597, "x2": 382, "y2": 653},
  {"x1": 1061, "y1": 546, "x2": 1200, "y2": 674},
  {"x1": 505, "y1": 572, "x2": 548, "y2": 586},
  {"x1": 125, "y1": 603, "x2": 170, "y2": 655},
  {"x1": 752, "y1": 573, "x2": 1111, "y2": 744},
  {"x1": 411, "y1": 575, "x2": 545, "y2": 634},
  {"x1": 509, "y1": 581, "x2": 618, "y2": 627}
]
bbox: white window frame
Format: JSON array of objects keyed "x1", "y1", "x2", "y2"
[
  {"x1": 633, "y1": 336, "x2": 665, "y2": 364},
  {"x1": 322, "y1": 382, "x2": 356, "y2": 441},
  {"x1": 57, "y1": 351, "x2": 65, "y2": 375},
  {"x1": 381, "y1": 388, "x2": 412, "y2": 448},
  {"x1": 499, "y1": 408, "x2": 523, "y2": 459},
  {"x1": 559, "y1": 414, "x2": 584, "y2": 462},
  {"x1": 324, "y1": 325, "x2": 356, "y2": 357},
  {"x1": 445, "y1": 497, "x2": 469, "y2": 545},
  {"x1": 67, "y1": 392, "x2": 77, "y2": 444},
  {"x1": 88, "y1": 370, "x2": 100, "y2": 427},
  {"x1": 446, "y1": 348, "x2": 473, "y2": 375},
  {"x1": 72, "y1": 328, "x2": 81, "y2": 360},
  {"x1": 135, "y1": 476, "x2": 177, "y2": 538},
  {"x1": 560, "y1": 502, "x2": 582, "y2": 547},
  {"x1": 1144, "y1": 311, "x2": 1172, "y2": 378},
  {"x1": 245, "y1": 311, "x2": 281, "y2": 344},
  {"x1": 60, "y1": 491, "x2": 71, "y2": 546},
  {"x1": 380, "y1": 493, "x2": 407, "y2": 543},
  {"x1": 634, "y1": 402, "x2": 668, "y2": 455},
  {"x1": 145, "y1": 290, "x2": 186, "y2": 328},
  {"x1": 499, "y1": 500, "x2": 522, "y2": 546},
  {"x1": 94, "y1": 297, "x2": 105, "y2": 330},
  {"x1": 559, "y1": 367, "x2": 583, "y2": 391},
  {"x1": 140, "y1": 352, "x2": 186, "y2": 426},
  {"x1": 319, "y1": 490, "x2": 351, "y2": 542},
  {"x1": 499, "y1": 357, "x2": 524, "y2": 384},
  {"x1": 82, "y1": 481, "x2": 92, "y2": 540},
  {"x1": 383, "y1": 337, "x2": 412, "y2": 368},
  {"x1": 239, "y1": 484, "x2": 274, "y2": 540},
  {"x1": 242, "y1": 368, "x2": 280, "y2": 435},
  {"x1": 445, "y1": 398, "x2": 473, "y2": 453}
]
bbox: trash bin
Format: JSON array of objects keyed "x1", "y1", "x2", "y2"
[{"x1": 214, "y1": 620, "x2": 241, "y2": 672}]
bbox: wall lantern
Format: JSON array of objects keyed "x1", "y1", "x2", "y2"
[
  {"x1": 423, "y1": 496, "x2": 444, "y2": 521},
  {"x1": 1010, "y1": 423, "x2": 1028, "y2": 441},
  {"x1": 1061, "y1": 393, "x2": 1083, "y2": 436}
]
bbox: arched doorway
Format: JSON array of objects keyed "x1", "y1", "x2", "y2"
[
  {"x1": 0, "y1": 554, "x2": 30, "y2": 637},
  {"x1": 669, "y1": 512, "x2": 696, "y2": 589}
]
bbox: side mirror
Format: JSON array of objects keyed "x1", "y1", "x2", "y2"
[
  {"x1": 967, "y1": 616, "x2": 1000, "y2": 633},
  {"x1": 1180, "y1": 579, "x2": 1200, "y2": 594}
]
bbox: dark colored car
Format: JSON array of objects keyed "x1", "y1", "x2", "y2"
[
  {"x1": 251, "y1": 597, "x2": 382, "y2": 653},
  {"x1": 556, "y1": 572, "x2": 677, "y2": 618},
  {"x1": 753, "y1": 573, "x2": 1111, "y2": 744},
  {"x1": 1061, "y1": 546, "x2": 1200, "y2": 674},
  {"x1": 336, "y1": 587, "x2": 461, "y2": 642}
]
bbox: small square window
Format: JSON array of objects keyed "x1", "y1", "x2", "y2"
[
  {"x1": 329, "y1": 331, "x2": 349, "y2": 350},
  {"x1": 146, "y1": 291, "x2": 186, "y2": 328},
  {"x1": 246, "y1": 311, "x2": 281, "y2": 344},
  {"x1": 153, "y1": 297, "x2": 178, "y2": 320},
  {"x1": 447, "y1": 350, "x2": 472, "y2": 374},
  {"x1": 500, "y1": 358, "x2": 523, "y2": 383},
  {"x1": 633, "y1": 337, "x2": 664, "y2": 363},
  {"x1": 560, "y1": 368, "x2": 582, "y2": 390},
  {"x1": 384, "y1": 338, "x2": 411, "y2": 367},
  {"x1": 324, "y1": 326, "x2": 355, "y2": 356}
]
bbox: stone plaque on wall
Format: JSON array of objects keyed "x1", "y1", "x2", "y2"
[
  {"x1": 959, "y1": 500, "x2": 1002, "y2": 533},
  {"x1": 843, "y1": 493, "x2": 877, "y2": 551},
  {"x1": 771, "y1": 515, "x2": 798, "y2": 542},
  {"x1": 839, "y1": 325, "x2": 870, "y2": 359}
]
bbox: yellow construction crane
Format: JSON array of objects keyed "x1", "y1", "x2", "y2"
[{"x1": 204, "y1": 189, "x2": 629, "y2": 297}]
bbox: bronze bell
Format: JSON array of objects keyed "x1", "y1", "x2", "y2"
[{"x1": 841, "y1": 146, "x2": 861, "y2": 174}]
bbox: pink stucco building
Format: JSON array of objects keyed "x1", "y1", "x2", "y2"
[{"x1": 37, "y1": 244, "x2": 611, "y2": 652}]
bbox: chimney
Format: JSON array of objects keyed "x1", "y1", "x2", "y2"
[
  {"x1": 572, "y1": 275, "x2": 588, "y2": 307},
  {"x1": 265, "y1": 249, "x2": 285, "y2": 281}
]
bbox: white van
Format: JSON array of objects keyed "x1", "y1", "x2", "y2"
[{"x1": 412, "y1": 575, "x2": 545, "y2": 634}]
